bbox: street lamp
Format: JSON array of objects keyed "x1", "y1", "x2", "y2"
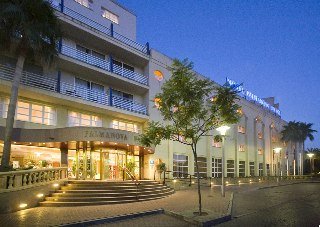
[
  {"x1": 273, "y1": 147, "x2": 282, "y2": 182},
  {"x1": 307, "y1": 153, "x2": 314, "y2": 174},
  {"x1": 216, "y1": 125, "x2": 230, "y2": 197}
]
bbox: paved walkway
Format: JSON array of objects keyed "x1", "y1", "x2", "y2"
[{"x1": 0, "y1": 179, "x2": 315, "y2": 227}]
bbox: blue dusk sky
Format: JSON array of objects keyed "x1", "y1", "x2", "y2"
[{"x1": 118, "y1": 0, "x2": 320, "y2": 148}]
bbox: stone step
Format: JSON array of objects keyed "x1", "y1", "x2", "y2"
[
  {"x1": 45, "y1": 192, "x2": 174, "y2": 202},
  {"x1": 67, "y1": 180, "x2": 159, "y2": 185},
  {"x1": 53, "y1": 189, "x2": 173, "y2": 197},
  {"x1": 60, "y1": 185, "x2": 166, "y2": 190},
  {"x1": 39, "y1": 195, "x2": 171, "y2": 207}
]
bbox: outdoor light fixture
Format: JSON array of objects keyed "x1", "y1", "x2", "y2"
[
  {"x1": 37, "y1": 193, "x2": 44, "y2": 198},
  {"x1": 53, "y1": 183, "x2": 59, "y2": 187},
  {"x1": 216, "y1": 125, "x2": 230, "y2": 136},
  {"x1": 19, "y1": 203, "x2": 27, "y2": 208},
  {"x1": 307, "y1": 153, "x2": 314, "y2": 158},
  {"x1": 216, "y1": 125, "x2": 230, "y2": 197},
  {"x1": 226, "y1": 181, "x2": 229, "y2": 184},
  {"x1": 173, "y1": 179, "x2": 177, "y2": 183},
  {"x1": 192, "y1": 181, "x2": 195, "y2": 184}
]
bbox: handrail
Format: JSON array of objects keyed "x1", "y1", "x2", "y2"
[
  {"x1": 49, "y1": 0, "x2": 150, "y2": 54},
  {"x1": 122, "y1": 167, "x2": 140, "y2": 186}
]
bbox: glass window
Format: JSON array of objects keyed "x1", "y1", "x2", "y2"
[
  {"x1": 239, "y1": 144, "x2": 245, "y2": 152},
  {"x1": 212, "y1": 139, "x2": 222, "y2": 148},
  {"x1": 259, "y1": 163, "x2": 264, "y2": 176},
  {"x1": 92, "y1": 50, "x2": 105, "y2": 60},
  {"x1": 249, "y1": 162, "x2": 255, "y2": 176},
  {"x1": 227, "y1": 160, "x2": 235, "y2": 178},
  {"x1": 239, "y1": 161, "x2": 246, "y2": 177},
  {"x1": 74, "y1": 0, "x2": 91, "y2": 8},
  {"x1": 112, "y1": 120, "x2": 138, "y2": 133},
  {"x1": 212, "y1": 158, "x2": 222, "y2": 178},
  {"x1": 194, "y1": 157, "x2": 207, "y2": 178},
  {"x1": 238, "y1": 125, "x2": 246, "y2": 134},
  {"x1": 173, "y1": 154, "x2": 188, "y2": 178},
  {"x1": 258, "y1": 148, "x2": 263, "y2": 155},
  {"x1": 101, "y1": 8, "x2": 119, "y2": 24},
  {"x1": 68, "y1": 111, "x2": 101, "y2": 127},
  {"x1": 258, "y1": 132, "x2": 263, "y2": 139}
]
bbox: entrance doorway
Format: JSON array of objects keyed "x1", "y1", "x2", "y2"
[{"x1": 68, "y1": 147, "x2": 141, "y2": 180}]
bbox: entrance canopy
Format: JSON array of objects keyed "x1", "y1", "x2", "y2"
[{"x1": 0, "y1": 126, "x2": 154, "y2": 155}]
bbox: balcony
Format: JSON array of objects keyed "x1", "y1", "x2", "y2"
[
  {"x1": 60, "y1": 43, "x2": 148, "y2": 86},
  {"x1": 0, "y1": 64, "x2": 148, "y2": 116},
  {"x1": 50, "y1": 0, "x2": 150, "y2": 55}
]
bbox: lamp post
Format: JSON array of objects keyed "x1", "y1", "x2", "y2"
[
  {"x1": 273, "y1": 147, "x2": 281, "y2": 183},
  {"x1": 307, "y1": 153, "x2": 314, "y2": 174},
  {"x1": 216, "y1": 125, "x2": 230, "y2": 197}
]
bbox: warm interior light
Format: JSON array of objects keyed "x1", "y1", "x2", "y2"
[
  {"x1": 273, "y1": 147, "x2": 282, "y2": 154},
  {"x1": 37, "y1": 193, "x2": 44, "y2": 198},
  {"x1": 19, "y1": 203, "x2": 27, "y2": 208},
  {"x1": 53, "y1": 183, "x2": 59, "y2": 187},
  {"x1": 216, "y1": 125, "x2": 230, "y2": 136}
]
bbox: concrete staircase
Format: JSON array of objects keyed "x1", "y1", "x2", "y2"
[{"x1": 40, "y1": 180, "x2": 174, "y2": 207}]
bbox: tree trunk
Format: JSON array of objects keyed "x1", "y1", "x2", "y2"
[
  {"x1": 192, "y1": 143, "x2": 202, "y2": 215},
  {"x1": 0, "y1": 55, "x2": 26, "y2": 170}
]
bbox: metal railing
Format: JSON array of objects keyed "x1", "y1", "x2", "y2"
[
  {"x1": 61, "y1": 44, "x2": 110, "y2": 71},
  {"x1": 50, "y1": 0, "x2": 149, "y2": 54},
  {"x1": 60, "y1": 43, "x2": 148, "y2": 86},
  {"x1": 0, "y1": 64, "x2": 148, "y2": 115}
]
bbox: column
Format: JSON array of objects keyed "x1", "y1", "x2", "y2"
[{"x1": 60, "y1": 147, "x2": 68, "y2": 167}]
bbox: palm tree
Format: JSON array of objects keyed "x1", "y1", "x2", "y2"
[
  {"x1": 298, "y1": 122, "x2": 317, "y2": 152},
  {"x1": 0, "y1": 0, "x2": 61, "y2": 170}
]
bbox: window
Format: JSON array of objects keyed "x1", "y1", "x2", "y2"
[
  {"x1": 238, "y1": 125, "x2": 246, "y2": 134},
  {"x1": 239, "y1": 144, "x2": 245, "y2": 152},
  {"x1": 173, "y1": 154, "x2": 188, "y2": 178},
  {"x1": 76, "y1": 44, "x2": 105, "y2": 60},
  {"x1": 212, "y1": 139, "x2": 222, "y2": 148},
  {"x1": 101, "y1": 8, "x2": 119, "y2": 24},
  {"x1": 112, "y1": 120, "x2": 138, "y2": 133},
  {"x1": 258, "y1": 148, "x2": 263, "y2": 155},
  {"x1": 226, "y1": 160, "x2": 235, "y2": 178},
  {"x1": 259, "y1": 163, "x2": 263, "y2": 176},
  {"x1": 112, "y1": 89, "x2": 133, "y2": 101},
  {"x1": 272, "y1": 136, "x2": 277, "y2": 143},
  {"x1": 74, "y1": 0, "x2": 91, "y2": 8},
  {"x1": 113, "y1": 59, "x2": 134, "y2": 72},
  {"x1": 249, "y1": 162, "x2": 255, "y2": 176},
  {"x1": 258, "y1": 132, "x2": 263, "y2": 139},
  {"x1": 239, "y1": 161, "x2": 246, "y2": 177},
  {"x1": 68, "y1": 111, "x2": 102, "y2": 127},
  {"x1": 212, "y1": 158, "x2": 222, "y2": 178},
  {"x1": 194, "y1": 157, "x2": 207, "y2": 178},
  {"x1": 0, "y1": 98, "x2": 55, "y2": 125}
]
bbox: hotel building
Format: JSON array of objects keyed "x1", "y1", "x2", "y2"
[{"x1": 0, "y1": 0, "x2": 301, "y2": 182}]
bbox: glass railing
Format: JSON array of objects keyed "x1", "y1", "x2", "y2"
[
  {"x1": 50, "y1": 0, "x2": 149, "y2": 54},
  {"x1": 60, "y1": 43, "x2": 148, "y2": 86},
  {"x1": 0, "y1": 64, "x2": 148, "y2": 116}
]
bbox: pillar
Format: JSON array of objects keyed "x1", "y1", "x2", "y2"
[{"x1": 60, "y1": 147, "x2": 68, "y2": 167}]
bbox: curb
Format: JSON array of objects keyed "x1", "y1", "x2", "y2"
[
  {"x1": 56, "y1": 209, "x2": 164, "y2": 227},
  {"x1": 165, "y1": 192, "x2": 234, "y2": 227}
]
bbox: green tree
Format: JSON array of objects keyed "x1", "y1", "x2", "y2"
[
  {"x1": 0, "y1": 0, "x2": 61, "y2": 170},
  {"x1": 298, "y1": 122, "x2": 317, "y2": 154},
  {"x1": 139, "y1": 59, "x2": 240, "y2": 215}
]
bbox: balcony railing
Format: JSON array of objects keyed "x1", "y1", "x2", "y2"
[
  {"x1": 0, "y1": 64, "x2": 148, "y2": 115},
  {"x1": 50, "y1": 0, "x2": 150, "y2": 54},
  {"x1": 60, "y1": 43, "x2": 148, "y2": 86}
]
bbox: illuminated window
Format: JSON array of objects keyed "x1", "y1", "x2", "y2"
[
  {"x1": 154, "y1": 70, "x2": 163, "y2": 81},
  {"x1": 259, "y1": 163, "x2": 263, "y2": 176},
  {"x1": 227, "y1": 160, "x2": 235, "y2": 177},
  {"x1": 249, "y1": 162, "x2": 255, "y2": 176},
  {"x1": 212, "y1": 139, "x2": 221, "y2": 148},
  {"x1": 258, "y1": 148, "x2": 263, "y2": 155},
  {"x1": 238, "y1": 125, "x2": 246, "y2": 134},
  {"x1": 101, "y1": 8, "x2": 119, "y2": 24},
  {"x1": 74, "y1": 0, "x2": 91, "y2": 8},
  {"x1": 258, "y1": 132, "x2": 263, "y2": 139},
  {"x1": 237, "y1": 108, "x2": 243, "y2": 115},
  {"x1": 0, "y1": 98, "x2": 55, "y2": 125},
  {"x1": 194, "y1": 157, "x2": 207, "y2": 178},
  {"x1": 239, "y1": 144, "x2": 245, "y2": 152},
  {"x1": 271, "y1": 136, "x2": 277, "y2": 143},
  {"x1": 68, "y1": 111, "x2": 101, "y2": 127},
  {"x1": 212, "y1": 158, "x2": 222, "y2": 178},
  {"x1": 239, "y1": 161, "x2": 245, "y2": 177},
  {"x1": 112, "y1": 120, "x2": 138, "y2": 133},
  {"x1": 173, "y1": 154, "x2": 188, "y2": 178}
]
